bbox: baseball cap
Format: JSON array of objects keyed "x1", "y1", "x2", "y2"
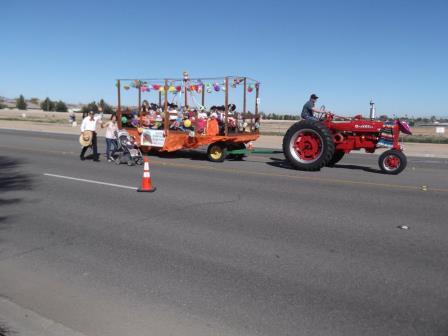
[{"x1": 310, "y1": 94, "x2": 319, "y2": 99}]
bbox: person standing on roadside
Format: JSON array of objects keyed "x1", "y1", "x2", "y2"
[
  {"x1": 102, "y1": 114, "x2": 119, "y2": 162},
  {"x1": 80, "y1": 111, "x2": 101, "y2": 161}
]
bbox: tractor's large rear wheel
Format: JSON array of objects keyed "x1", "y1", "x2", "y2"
[
  {"x1": 283, "y1": 120, "x2": 335, "y2": 171},
  {"x1": 327, "y1": 150, "x2": 345, "y2": 166}
]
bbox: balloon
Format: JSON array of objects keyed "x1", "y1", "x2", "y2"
[
  {"x1": 152, "y1": 84, "x2": 161, "y2": 90},
  {"x1": 207, "y1": 87, "x2": 212, "y2": 93},
  {"x1": 131, "y1": 118, "x2": 139, "y2": 127},
  {"x1": 248, "y1": 86, "x2": 253, "y2": 93},
  {"x1": 213, "y1": 84, "x2": 220, "y2": 92},
  {"x1": 176, "y1": 86, "x2": 182, "y2": 92},
  {"x1": 169, "y1": 86, "x2": 176, "y2": 92},
  {"x1": 121, "y1": 116, "x2": 128, "y2": 124},
  {"x1": 159, "y1": 86, "x2": 165, "y2": 92},
  {"x1": 183, "y1": 119, "x2": 192, "y2": 128},
  {"x1": 124, "y1": 85, "x2": 130, "y2": 90}
]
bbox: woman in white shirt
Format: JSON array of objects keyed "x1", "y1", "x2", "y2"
[{"x1": 102, "y1": 114, "x2": 119, "y2": 162}]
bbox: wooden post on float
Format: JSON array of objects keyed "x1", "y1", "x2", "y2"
[
  {"x1": 243, "y1": 77, "x2": 247, "y2": 114},
  {"x1": 117, "y1": 80, "x2": 122, "y2": 128},
  {"x1": 255, "y1": 83, "x2": 259, "y2": 115},
  {"x1": 184, "y1": 83, "x2": 188, "y2": 109},
  {"x1": 158, "y1": 91, "x2": 162, "y2": 108},
  {"x1": 164, "y1": 79, "x2": 168, "y2": 133},
  {"x1": 201, "y1": 84, "x2": 205, "y2": 107},
  {"x1": 224, "y1": 77, "x2": 229, "y2": 136},
  {"x1": 138, "y1": 80, "x2": 141, "y2": 117},
  {"x1": 254, "y1": 82, "x2": 260, "y2": 133}
]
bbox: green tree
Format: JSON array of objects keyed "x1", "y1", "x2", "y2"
[
  {"x1": 16, "y1": 95, "x2": 27, "y2": 110},
  {"x1": 81, "y1": 101, "x2": 99, "y2": 115},
  {"x1": 55, "y1": 100, "x2": 68, "y2": 112},
  {"x1": 41, "y1": 97, "x2": 55, "y2": 111},
  {"x1": 30, "y1": 97, "x2": 40, "y2": 105},
  {"x1": 99, "y1": 98, "x2": 114, "y2": 114}
]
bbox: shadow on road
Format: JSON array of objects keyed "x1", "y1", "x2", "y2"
[
  {"x1": 0, "y1": 156, "x2": 34, "y2": 225},
  {"x1": 267, "y1": 157, "x2": 385, "y2": 174},
  {"x1": 0, "y1": 322, "x2": 13, "y2": 336},
  {"x1": 329, "y1": 164, "x2": 385, "y2": 174},
  {"x1": 154, "y1": 150, "x2": 207, "y2": 161}
]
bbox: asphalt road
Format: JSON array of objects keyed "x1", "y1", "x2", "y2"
[{"x1": 1, "y1": 129, "x2": 447, "y2": 336}]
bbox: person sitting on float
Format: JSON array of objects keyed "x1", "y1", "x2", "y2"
[
  {"x1": 207, "y1": 112, "x2": 219, "y2": 136},
  {"x1": 141, "y1": 100, "x2": 150, "y2": 115},
  {"x1": 197, "y1": 110, "x2": 207, "y2": 134}
]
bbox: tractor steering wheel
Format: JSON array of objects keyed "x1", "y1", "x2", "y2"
[{"x1": 316, "y1": 106, "x2": 332, "y2": 121}]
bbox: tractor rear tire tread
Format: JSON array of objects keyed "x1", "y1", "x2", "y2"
[{"x1": 327, "y1": 150, "x2": 345, "y2": 166}]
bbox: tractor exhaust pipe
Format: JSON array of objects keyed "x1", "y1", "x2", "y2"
[{"x1": 369, "y1": 99, "x2": 376, "y2": 120}]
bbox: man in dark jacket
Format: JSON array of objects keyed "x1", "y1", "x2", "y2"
[{"x1": 301, "y1": 94, "x2": 326, "y2": 121}]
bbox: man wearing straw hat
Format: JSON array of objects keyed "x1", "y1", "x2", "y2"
[{"x1": 79, "y1": 110, "x2": 101, "y2": 161}]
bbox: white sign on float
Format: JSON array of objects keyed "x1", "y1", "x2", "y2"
[
  {"x1": 435, "y1": 127, "x2": 445, "y2": 134},
  {"x1": 141, "y1": 129, "x2": 165, "y2": 147}
]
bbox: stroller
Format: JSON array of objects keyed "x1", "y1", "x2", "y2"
[{"x1": 114, "y1": 130, "x2": 144, "y2": 166}]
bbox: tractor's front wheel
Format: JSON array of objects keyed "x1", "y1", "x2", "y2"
[
  {"x1": 283, "y1": 120, "x2": 335, "y2": 171},
  {"x1": 378, "y1": 149, "x2": 407, "y2": 175}
]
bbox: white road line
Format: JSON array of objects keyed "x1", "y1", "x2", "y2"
[{"x1": 44, "y1": 173, "x2": 137, "y2": 190}]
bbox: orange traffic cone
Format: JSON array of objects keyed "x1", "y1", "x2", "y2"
[{"x1": 137, "y1": 157, "x2": 156, "y2": 192}]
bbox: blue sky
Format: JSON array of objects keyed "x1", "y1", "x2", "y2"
[{"x1": 1, "y1": 0, "x2": 447, "y2": 116}]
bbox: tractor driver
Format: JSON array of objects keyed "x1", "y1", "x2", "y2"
[{"x1": 301, "y1": 94, "x2": 326, "y2": 121}]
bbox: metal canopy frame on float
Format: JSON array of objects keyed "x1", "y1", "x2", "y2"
[{"x1": 115, "y1": 75, "x2": 260, "y2": 136}]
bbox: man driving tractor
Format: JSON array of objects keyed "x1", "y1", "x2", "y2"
[{"x1": 301, "y1": 94, "x2": 327, "y2": 121}]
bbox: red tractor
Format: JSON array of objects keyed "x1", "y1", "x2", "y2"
[{"x1": 282, "y1": 112, "x2": 412, "y2": 175}]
